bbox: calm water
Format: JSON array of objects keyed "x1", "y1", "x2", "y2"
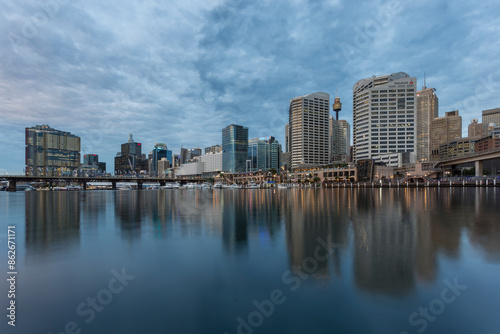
[{"x1": 1, "y1": 188, "x2": 500, "y2": 334}]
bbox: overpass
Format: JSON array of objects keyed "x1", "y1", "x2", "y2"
[
  {"x1": 0, "y1": 175, "x2": 205, "y2": 191},
  {"x1": 435, "y1": 148, "x2": 500, "y2": 177}
]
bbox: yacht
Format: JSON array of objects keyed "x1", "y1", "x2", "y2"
[
  {"x1": 213, "y1": 182, "x2": 224, "y2": 189},
  {"x1": 246, "y1": 182, "x2": 260, "y2": 189}
]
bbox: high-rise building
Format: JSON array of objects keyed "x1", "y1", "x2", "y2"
[
  {"x1": 204, "y1": 145, "x2": 222, "y2": 154},
  {"x1": 289, "y1": 92, "x2": 330, "y2": 170},
  {"x1": 150, "y1": 143, "x2": 172, "y2": 176},
  {"x1": 353, "y1": 72, "x2": 417, "y2": 166},
  {"x1": 330, "y1": 117, "x2": 351, "y2": 163},
  {"x1": 180, "y1": 147, "x2": 202, "y2": 164},
  {"x1": 482, "y1": 108, "x2": 500, "y2": 129},
  {"x1": 430, "y1": 111, "x2": 462, "y2": 161},
  {"x1": 114, "y1": 134, "x2": 143, "y2": 174},
  {"x1": 416, "y1": 86, "x2": 438, "y2": 162},
  {"x1": 222, "y1": 124, "x2": 248, "y2": 173},
  {"x1": 247, "y1": 136, "x2": 282, "y2": 172},
  {"x1": 81, "y1": 154, "x2": 106, "y2": 174},
  {"x1": 284, "y1": 123, "x2": 289, "y2": 153},
  {"x1": 468, "y1": 119, "x2": 484, "y2": 138},
  {"x1": 25, "y1": 124, "x2": 81, "y2": 176}
]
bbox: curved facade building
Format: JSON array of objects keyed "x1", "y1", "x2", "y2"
[{"x1": 353, "y1": 72, "x2": 416, "y2": 166}]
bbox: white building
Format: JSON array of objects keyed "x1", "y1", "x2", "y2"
[
  {"x1": 198, "y1": 152, "x2": 223, "y2": 173},
  {"x1": 288, "y1": 92, "x2": 330, "y2": 170},
  {"x1": 353, "y1": 72, "x2": 417, "y2": 167},
  {"x1": 175, "y1": 152, "x2": 223, "y2": 177}
]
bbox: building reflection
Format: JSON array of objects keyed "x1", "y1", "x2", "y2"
[
  {"x1": 351, "y1": 189, "x2": 417, "y2": 296},
  {"x1": 25, "y1": 191, "x2": 81, "y2": 259},
  {"x1": 284, "y1": 189, "x2": 350, "y2": 282},
  {"x1": 222, "y1": 191, "x2": 248, "y2": 254}
]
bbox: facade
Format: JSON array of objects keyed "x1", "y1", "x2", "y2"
[
  {"x1": 222, "y1": 124, "x2": 249, "y2": 173},
  {"x1": 175, "y1": 152, "x2": 223, "y2": 178},
  {"x1": 83, "y1": 154, "x2": 99, "y2": 165},
  {"x1": 416, "y1": 86, "x2": 438, "y2": 162},
  {"x1": 198, "y1": 152, "x2": 223, "y2": 173},
  {"x1": 285, "y1": 123, "x2": 289, "y2": 153},
  {"x1": 438, "y1": 137, "x2": 475, "y2": 160},
  {"x1": 247, "y1": 136, "x2": 282, "y2": 172},
  {"x1": 475, "y1": 135, "x2": 500, "y2": 152},
  {"x1": 157, "y1": 158, "x2": 172, "y2": 178},
  {"x1": 468, "y1": 119, "x2": 484, "y2": 138},
  {"x1": 289, "y1": 92, "x2": 330, "y2": 170},
  {"x1": 353, "y1": 72, "x2": 417, "y2": 166},
  {"x1": 25, "y1": 124, "x2": 81, "y2": 176},
  {"x1": 81, "y1": 154, "x2": 106, "y2": 175},
  {"x1": 204, "y1": 145, "x2": 222, "y2": 154},
  {"x1": 180, "y1": 147, "x2": 202, "y2": 164},
  {"x1": 115, "y1": 134, "x2": 143, "y2": 174},
  {"x1": 430, "y1": 111, "x2": 462, "y2": 161},
  {"x1": 482, "y1": 108, "x2": 500, "y2": 129},
  {"x1": 288, "y1": 164, "x2": 357, "y2": 183},
  {"x1": 150, "y1": 143, "x2": 173, "y2": 176},
  {"x1": 329, "y1": 118, "x2": 350, "y2": 163}
]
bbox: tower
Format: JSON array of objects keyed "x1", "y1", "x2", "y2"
[
  {"x1": 333, "y1": 94, "x2": 342, "y2": 121},
  {"x1": 289, "y1": 92, "x2": 330, "y2": 170},
  {"x1": 353, "y1": 72, "x2": 416, "y2": 166}
]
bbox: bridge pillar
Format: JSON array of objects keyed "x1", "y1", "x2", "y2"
[
  {"x1": 475, "y1": 161, "x2": 483, "y2": 177},
  {"x1": 160, "y1": 181, "x2": 166, "y2": 187},
  {"x1": 112, "y1": 181, "x2": 117, "y2": 190},
  {"x1": 83, "y1": 182, "x2": 87, "y2": 190},
  {"x1": 137, "y1": 181, "x2": 143, "y2": 190},
  {"x1": 7, "y1": 180, "x2": 16, "y2": 192}
]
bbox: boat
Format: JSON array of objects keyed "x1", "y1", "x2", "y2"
[
  {"x1": 117, "y1": 185, "x2": 133, "y2": 191},
  {"x1": 213, "y1": 182, "x2": 224, "y2": 189},
  {"x1": 67, "y1": 185, "x2": 83, "y2": 190},
  {"x1": 277, "y1": 184, "x2": 288, "y2": 189},
  {"x1": 161, "y1": 182, "x2": 180, "y2": 189},
  {"x1": 246, "y1": 182, "x2": 260, "y2": 189},
  {"x1": 17, "y1": 185, "x2": 36, "y2": 191},
  {"x1": 225, "y1": 183, "x2": 242, "y2": 189}
]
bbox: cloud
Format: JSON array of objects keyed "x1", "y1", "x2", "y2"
[{"x1": 1, "y1": 0, "x2": 499, "y2": 173}]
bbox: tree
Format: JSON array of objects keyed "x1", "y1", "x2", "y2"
[
  {"x1": 269, "y1": 168, "x2": 277, "y2": 175},
  {"x1": 313, "y1": 176, "x2": 320, "y2": 183}
]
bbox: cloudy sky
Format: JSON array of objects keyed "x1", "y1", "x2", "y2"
[{"x1": 1, "y1": 0, "x2": 499, "y2": 174}]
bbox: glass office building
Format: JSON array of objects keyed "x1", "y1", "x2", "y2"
[{"x1": 222, "y1": 124, "x2": 248, "y2": 173}]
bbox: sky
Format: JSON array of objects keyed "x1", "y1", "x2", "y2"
[{"x1": 1, "y1": 0, "x2": 499, "y2": 174}]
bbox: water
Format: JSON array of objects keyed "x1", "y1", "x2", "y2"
[{"x1": 1, "y1": 188, "x2": 499, "y2": 334}]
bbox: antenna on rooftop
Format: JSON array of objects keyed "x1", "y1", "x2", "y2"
[{"x1": 423, "y1": 72, "x2": 427, "y2": 89}]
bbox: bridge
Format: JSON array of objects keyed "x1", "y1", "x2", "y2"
[
  {"x1": 0, "y1": 175, "x2": 205, "y2": 191},
  {"x1": 435, "y1": 148, "x2": 500, "y2": 177}
]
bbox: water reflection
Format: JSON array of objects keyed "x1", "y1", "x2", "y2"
[
  {"x1": 23, "y1": 188, "x2": 500, "y2": 296},
  {"x1": 25, "y1": 191, "x2": 81, "y2": 258}
]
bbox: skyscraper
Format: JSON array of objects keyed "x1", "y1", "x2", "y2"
[
  {"x1": 284, "y1": 123, "x2": 289, "y2": 153},
  {"x1": 222, "y1": 124, "x2": 249, "y2": 173},
  {"x1": 430, "y1": 111, "x2": 462, "y2": 161},
  {"x1": 416, "y1": 86, "x2": 438, "y2": 162},
  {"x1": 353, "y1": 72, "x2": 416, "y2": 166},
  {"x1": 25, "y1": 124, "x2": 81, "y2": 176},
  {"x1": 330, "y1": 118, "x2": 351, "y2": 163},
  {"x1": 289, "y1": 92, "x2": 330, "y2": 170},
  {"x1": 482, "y1": 108, "x2": 500, "y2": 129},
  {"x1": 114, "y1": 134, "x2": 143, "y2": 174},
  {"x1": 150, "y1": 143, "x2": 172, "y2": 176},
  {"x1": 468, "y1": 119, "x2": 484, "y2": 138},
  {"x1": 247, "y1": 136, "x2": 282, "y2": 172}
]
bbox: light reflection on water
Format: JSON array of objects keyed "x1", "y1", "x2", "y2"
[{"x1": 0, "y1": 188, "x2": 499, "y2": 333}]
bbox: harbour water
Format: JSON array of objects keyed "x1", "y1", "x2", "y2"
[{"x1": 1, "y1": 188, "x2": 499, "y2": 334}]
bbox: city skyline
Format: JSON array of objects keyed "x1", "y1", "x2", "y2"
[{"x1": 1, "y1": 1, "x2": 500, "y2": 174}]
